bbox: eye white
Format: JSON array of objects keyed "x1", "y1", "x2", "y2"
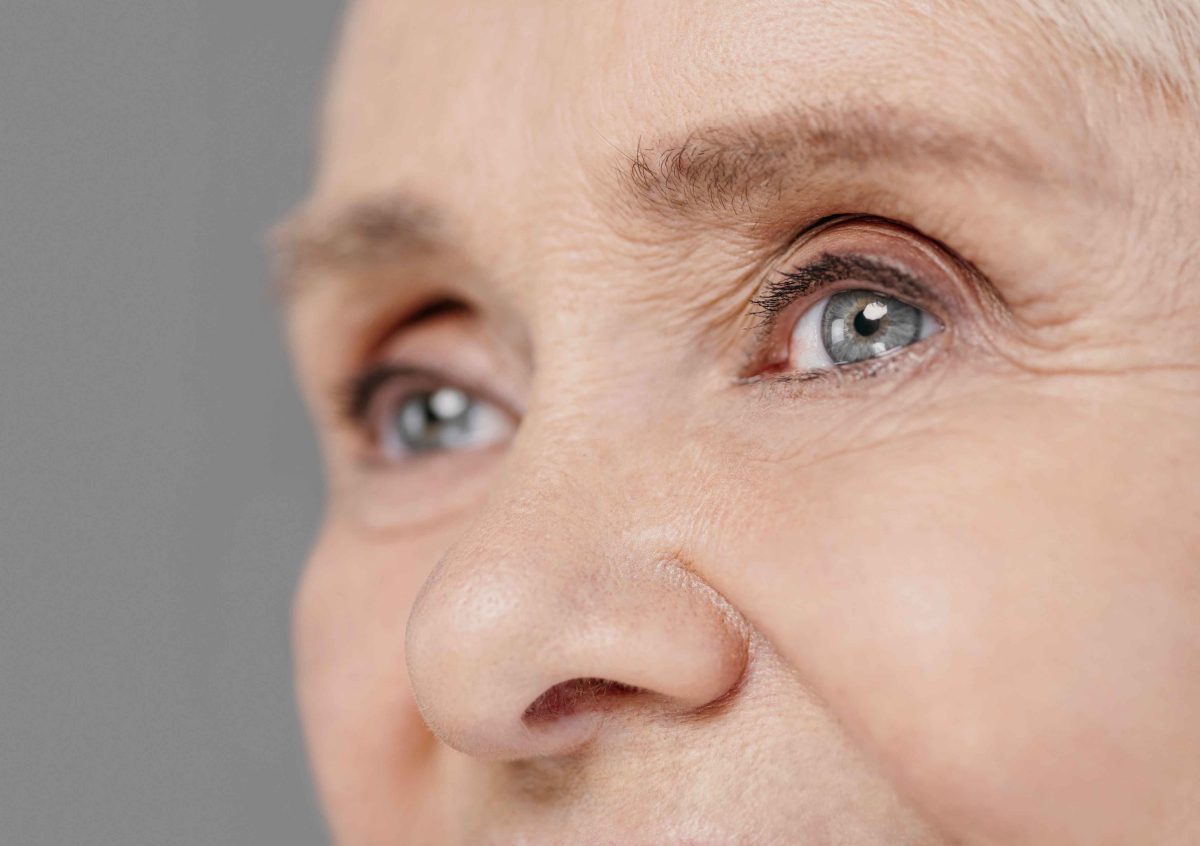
[{"x1": 791, "y1": 294, "x2": 837, "y2": 370}]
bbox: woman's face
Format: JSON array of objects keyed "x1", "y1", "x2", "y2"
[{"x1": 284, "y1": 1, "x2": 1200, "y2": 843}]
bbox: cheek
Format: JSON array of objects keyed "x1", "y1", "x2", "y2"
[
  {"x1": 292, "y1": 522, "x2": 447, "y2": 843},
  {"x1": 723, "y1": 403, "x2": 1200, "y2": 843}
]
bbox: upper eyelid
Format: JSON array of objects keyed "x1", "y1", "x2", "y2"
[{"x1": 746, "y1": 212, "x2": 980, "y2": 338}]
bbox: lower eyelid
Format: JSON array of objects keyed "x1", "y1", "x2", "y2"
[{"x1": 761, "y1": 324, "x2": 952, "y2": 396}]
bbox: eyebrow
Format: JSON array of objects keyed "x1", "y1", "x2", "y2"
[
  {"x1": 274, "y1": 101, "x2": 1070, "y2": 298},
  {"x1": 613, "y1": 100, "x2": 1056, "y2": 219},
  {"x1": 271, "y1": 194, "x2": 447, "y2": 298}
]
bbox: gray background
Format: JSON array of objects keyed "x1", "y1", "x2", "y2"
[{"x1": 2, "y1": 2, "x2": 340, "y2": 843}]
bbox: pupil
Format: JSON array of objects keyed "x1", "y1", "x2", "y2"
[{"x1": 853, "y1": 306, "x2": 883, "y2": 337}]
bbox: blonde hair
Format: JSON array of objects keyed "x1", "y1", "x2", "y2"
[{"x1": 1015, "y1": 0, "x2": 1200, "y2": 107}]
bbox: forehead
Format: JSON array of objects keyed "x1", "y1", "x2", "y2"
[{"x1": 316, "y1": 0, "x2": 1075, "y2": 205}]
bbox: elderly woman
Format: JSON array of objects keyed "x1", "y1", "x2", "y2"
[{"x1": 278, "y1": 1, "x2": 1200, "y2": 843}]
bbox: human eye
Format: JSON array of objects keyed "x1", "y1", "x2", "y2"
[
  {"x1": 745, "y1": 217, "x2": 973, "y2": 385},
  {"x1": 345, "y1": 364, "x2": 515, "y2": 464}
]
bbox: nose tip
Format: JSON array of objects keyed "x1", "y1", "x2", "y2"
[{"x1": 406, "y1": 552, "x2": 748, "y2": 760}]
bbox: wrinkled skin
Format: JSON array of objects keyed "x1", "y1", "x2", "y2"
[{"x1": 285, "y1": 2, "x2": 1200, "y2": 843}]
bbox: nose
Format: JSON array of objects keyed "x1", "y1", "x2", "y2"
[{"x1": 405, "y1": 482, "x2": 749, "y2": 760}]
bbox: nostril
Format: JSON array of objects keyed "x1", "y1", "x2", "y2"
[{"x1": 522, "y1": 678, "x2": 641, "y2": 724}]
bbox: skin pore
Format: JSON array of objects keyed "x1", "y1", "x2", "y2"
[{"x1": 283, "y1": 1, "x2": 1200, "y2": 843}]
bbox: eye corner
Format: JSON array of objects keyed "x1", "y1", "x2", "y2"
[{"x1": 340, "y1": 362, "x2": 406, "y2": 426}]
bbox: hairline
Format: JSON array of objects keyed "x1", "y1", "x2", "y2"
[{"x1": 1005, "y1": 0, "x2": 1200, "y2": 109}]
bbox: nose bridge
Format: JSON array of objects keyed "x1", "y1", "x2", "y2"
[
  {"x1": 404, "y1": 422, "x2": 749, "y2": 760},
  {"x1": 474, "y1": 389, "x2": 665, "y2": 549}
]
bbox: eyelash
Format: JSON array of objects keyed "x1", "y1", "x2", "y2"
[{"x1": 752, "y1": 253, "x2": 933, "y2": 325}]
